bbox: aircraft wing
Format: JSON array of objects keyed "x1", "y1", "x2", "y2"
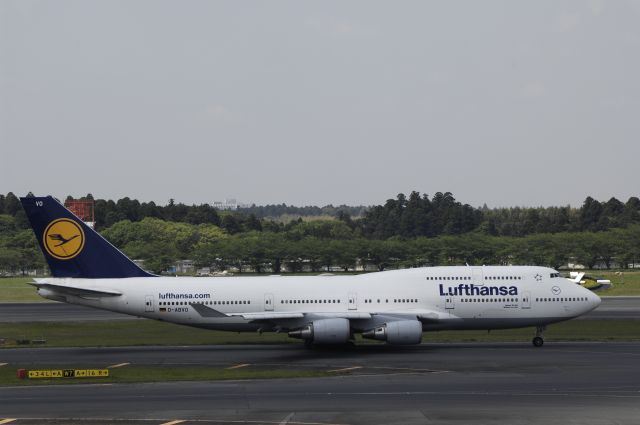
[
  {"x1": 417, "y1": 310, "x2": 462, "y2": 323},
  {"x1": 28, "y1": 281, "x2": 122, "y2": 298},
  {"x1": 233, "y1": 312, "x2": 305, "y2": 320},
  {"x1": 189, "y1": 306, "x2": 375, "y2": 322},
  {"x1": 189, "y1": 303, "x2": 233, "y2": 318},
  {"x1": 189, "y1": 305, "x2": 455, "y2": 327},
  {"x1": 366, "y1": 309, "x2": 461, "y2": 324},
  {"x1": 233, "y1": 312, "x2": 372, "y2": 321}
]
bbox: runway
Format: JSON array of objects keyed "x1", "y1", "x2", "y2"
[
  {"x1": 0, "y1": 302, "x2": 139, "y2": 322},
  {"x1": 1, "y1": 296, "x2": 638, "y2": 322},
  {"x1": 1, "y1": 342, "x2": 640, "y2": 424},
  {"x1": 577, "y1": 296, "x2": 640, "y2": 319}
]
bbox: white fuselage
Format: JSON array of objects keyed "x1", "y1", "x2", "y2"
[{"x1": 37, "y1": 266, "x2": 601, "y2": 336}]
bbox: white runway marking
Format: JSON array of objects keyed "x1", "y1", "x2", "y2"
[
  {"x1": 327, "y1": 366, "x2": 362, "y2": 373},
  {"x1": 226, "y1": 363, "x2": 250, "y2": 369},
  {"x1": 107, "y1": 362, "x2": 130, "y2": 369},
  {"x1": 279, "y1": 412, "x2": 295, "y2": 425}
]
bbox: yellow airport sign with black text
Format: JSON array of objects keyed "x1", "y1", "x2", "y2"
[{"x1": 27, "y1": 369, "x2": 109, "y2": 379}]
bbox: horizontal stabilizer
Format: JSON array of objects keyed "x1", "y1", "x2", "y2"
[{"x1": 29, "y1": 281, "x2": 122, "y2": 298}]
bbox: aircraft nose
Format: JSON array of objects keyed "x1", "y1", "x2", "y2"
[
  {"x1": 583, "y1": 290, "x2": 601, "y2": 313},
  {"x1": 591, "y1": 292, "x2": 602, "y2": 308}
]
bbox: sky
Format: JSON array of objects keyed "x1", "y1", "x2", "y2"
[{"x1": 1, "y1": 1, "x2": 639, "y2": 208}]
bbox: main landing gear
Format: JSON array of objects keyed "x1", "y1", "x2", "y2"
[{"x1": 532, "y1": 325, "x2": 546, "y2": 347}]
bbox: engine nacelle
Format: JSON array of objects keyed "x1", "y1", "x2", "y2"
[
  {"x1": 362, "y1": 320, "x2": 423, "y2": 345},
  {"x1": 288, "y1": 318, "x2": 351, "y2": 344}
]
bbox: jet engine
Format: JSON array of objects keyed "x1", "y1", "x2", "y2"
[
  {"x1": 362, "y1": 320, "x2": 423, "y2": 345},
  {"x1": 288, "y1": 318, "x2": 351, "y2": 344}
]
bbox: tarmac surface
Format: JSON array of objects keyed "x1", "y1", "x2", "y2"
[
  {"x1": 1, "y1": 342, "x2": 640, "y2": 424},
  {"x1": 0, "y1": 296, "x2": 638, "y2": 322}
]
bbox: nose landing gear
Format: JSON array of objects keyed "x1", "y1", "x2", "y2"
[{"x1": 532, "y1": 325, "x2": 546, "y2": 347}]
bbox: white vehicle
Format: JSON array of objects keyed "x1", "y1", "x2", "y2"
[{"x1": 21, "y1": 196, "x2": 601, "y2": 347}]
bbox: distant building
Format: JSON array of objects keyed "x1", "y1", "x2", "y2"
[
  {"x1": 170, "y1": 260, "x2": 195, "y2": 274},
  {"x1": 64, "y1": 198, "x2": 95, "y2": 229},
  {"x1": 133, "y1": 259, "x2": 152, "y2": 273},
  {"x1": 212, "y1": 198, "x2": 249, "y2": 210}
]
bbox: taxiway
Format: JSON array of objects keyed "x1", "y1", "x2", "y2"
[{"x1": 1, "y1": 342, "x2": 639, "y2": 424}]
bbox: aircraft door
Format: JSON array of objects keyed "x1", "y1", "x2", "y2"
[
  {"x1": 522, "y1": 291, "x2": 531, "y2": 309},
  {"x1": 348, "y1": 292, "x2": 357, "y2": 310},
  {"x1": 264, "y1": 293, "x2": 274, "y2": 311},
  {"x1": 472, "y1": 267, "x2": 484, "y2": 285},
  {"x1": 144, "y1": 295, "x2": 154, "y2": 312},
  {"x1": 445, "y1": 296, "x2": 455, "y2": 310}
]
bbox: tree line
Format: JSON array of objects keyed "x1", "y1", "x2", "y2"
[
  {"x1": 2, "y1": 191, "x2": 639, "y2": 237},
  {"x1": 1, "y1": 191, "x2": 639, "y2": 275},
  {"x1": 99, "y1": 218, "x2": 640, "y2": 274},
  {"x1": 238, "y1": 204, "x2": 367, "y2": 220}
]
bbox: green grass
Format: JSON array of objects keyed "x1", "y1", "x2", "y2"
[
  {"x1": 0, "y1": 320, "x2": 296, "y2": 347},
  {"x1": 586, "y1": 270, "x2": 640, "y2": 296},
  {"x1": 1, "y1": 318, "x2": 638, "y2": 349},
  {"x1": 0, "y1": 277, "x2": 45, "y2": 302},
  {"x1": 0, "y1": 365, "x2": 331, "y2": 386}
]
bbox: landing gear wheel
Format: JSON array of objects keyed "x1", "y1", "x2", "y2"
[
  {"x1": 303, "y1": 340, "x2": 314, "y2": 349},
  {"x1": 532, "y1": 325, "x2": 546, "y2": 347}
]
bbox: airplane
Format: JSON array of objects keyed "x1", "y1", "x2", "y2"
[{"x1": 20, "y1": 196, "x2": 601, "y2": 347}]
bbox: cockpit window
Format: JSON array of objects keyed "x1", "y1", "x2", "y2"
[{"x1": 550, "y1": 273, "x2": 561, "y2": 278}]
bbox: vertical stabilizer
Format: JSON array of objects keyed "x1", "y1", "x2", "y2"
[{"x1": 20, "y1": 196, "x2": 154, "y2": 278}]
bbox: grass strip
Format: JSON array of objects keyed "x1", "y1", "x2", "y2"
[
  {"x1": 587, "y1": 270, "x2": 640, "y2": 295},
  {"x1": 0, "y1": 320, "x2": 295, "y2": 347},
  {"x1": 0, "y1": 318, "x2": 638, "y2": 349},
  {"x1": 0, "y1": 365, "x2": 330, "y2": 386},
  {"x1": 0, "y1": 277, "x2": 48, "y2": 302}
]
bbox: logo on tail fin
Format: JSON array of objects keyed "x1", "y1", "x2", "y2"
[{"x1": 43, "y1": 218, "x2": 85, "y2": 260}]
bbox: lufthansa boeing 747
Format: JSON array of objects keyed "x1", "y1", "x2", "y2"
[{"x1": 21, "y1": 196, "x2": 601, "y2": 347}]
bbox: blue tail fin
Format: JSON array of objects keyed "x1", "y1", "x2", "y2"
[{"x1": 21, "y1": 196, "x2": 154, "y2": 278}]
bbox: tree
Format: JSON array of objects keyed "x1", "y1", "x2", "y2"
[
  {"x1": 580, "y1": 197, "x2": 604, "y2": 231},
  {"x1": 4, "y1": 192, "x2": 21, "y2": 216},
  {"x1": 244, "y1": 214, "x2": 262, "y2": 232},
  {"x1": 571, "y1": 233, "x2": 601, "y2": 269},
  {"x1": 331, "y1": 239, "x2": 359, "y2": 271},
  {"x1": 6, "y1": 230, "x2": 47, "y2": 275},
  {"x1": 221, "y1": 214, "x2": 241, "y2": 234},
  {"x1": 185, "y1": 204, "x2": 221, "y2": 226},
  {"x1": 101, "y1": 218, "x2": 225, "y2": 274}
]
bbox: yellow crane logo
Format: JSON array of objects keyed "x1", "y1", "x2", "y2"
[{"x1": 43, "y1": 218, "x2": 85, "y2": 260}]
